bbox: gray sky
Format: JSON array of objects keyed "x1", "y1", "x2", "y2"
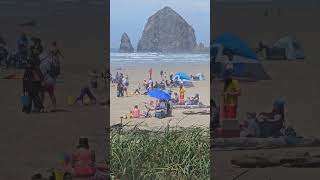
[{"x1": 111, "y1": 0, "x2": 210, "y2": 48}]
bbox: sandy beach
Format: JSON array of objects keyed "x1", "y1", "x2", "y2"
[
  {"x1": 212, "y1": 3, "x2": 320, "y2": 179},
  {"x1": 110, "y1": 62, "x2": 210, "y2": 129},
  {"x1": 0, "y1": 15, "x2": 107, "y2": 179}
]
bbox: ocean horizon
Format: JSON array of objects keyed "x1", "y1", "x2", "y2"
[{"x1": 111, "y1": 52, "x2": 209, "y2": 66}]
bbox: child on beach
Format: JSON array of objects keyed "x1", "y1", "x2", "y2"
[{"x1": 74, "y1": 85, "x2": 97, "y2": 105}]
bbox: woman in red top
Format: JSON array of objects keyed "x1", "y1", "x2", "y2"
[
  {"x1": 71, "y1": 137, "x2": 96, "y2": 177},
  {"x1": 132, "y1": 105, "x2": 141, "y2": 118}
]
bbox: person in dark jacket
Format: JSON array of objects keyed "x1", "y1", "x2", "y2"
[
  {"x1": 29, "y1": 37, "x2": 43, "y2": 66},
  {"x1": 22, "y1": 62, "x2": 44, "y2": 113}
]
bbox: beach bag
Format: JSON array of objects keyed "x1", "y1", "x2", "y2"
[{"x1": 21, "y1": 95, "x2": 31, "y2": 113}]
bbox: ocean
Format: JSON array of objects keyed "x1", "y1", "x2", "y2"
[{"x1": 110, "y1": 52, "x2": 209, "y2": 66}]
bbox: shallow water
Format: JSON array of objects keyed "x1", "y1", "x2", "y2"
[{"x1": 111, "y1": 52, "x2": 209, "y2": 66}]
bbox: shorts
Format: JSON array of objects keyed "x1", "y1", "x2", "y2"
[{"x1": 222, "y1": 105, "x2": 237, "y2": 119}]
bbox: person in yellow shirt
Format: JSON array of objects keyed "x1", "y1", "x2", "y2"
[
  {"x1": 222, "y1": 75, "x2": 241, "y2": 119},
  {"x1": 179, "y1": 85, "x2": 186, "y2": 104}
]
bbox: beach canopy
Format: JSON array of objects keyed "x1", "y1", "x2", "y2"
[
  {"x1": 214, "y1": 33, "x2": 257, "y2": 60},
  {"x1": 272, "y1": 36, "x2": 305, "y2": 60},
  {"x1": 147, "y1": 89, "x2": 171, "y2": 100},
  {"x1": 175, "y1": 71, "x2": 191, "y2": 80},
  {"x1": 211, "y1": 35, "x2": 270, "y2": 81}
]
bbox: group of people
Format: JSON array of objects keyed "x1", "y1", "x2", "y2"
[
  {"x1": 114, "y1": 72, "x2": 129, "y2": 97},
  {"x1": 20, "y1": 32, "x2": 62, "y2": 113}
]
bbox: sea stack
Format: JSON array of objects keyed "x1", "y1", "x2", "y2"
[
  {"x1": 137, "y1": 6, "x2": 197, "y2": 53},
  {"x1": 119, "y1": 32, "x2": 134, "y2": 53}
]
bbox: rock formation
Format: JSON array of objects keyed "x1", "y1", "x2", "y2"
[
  {"x1": 137, "y1": 6, "x2": 197, "y2": 53},
  {"x1": 119, "y1": 32, "x2": 134, "y2": 53}
]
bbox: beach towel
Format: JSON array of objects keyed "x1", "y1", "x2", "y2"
[{"x1": 174, "y1": 104, "x2": 209, "y2": 109}]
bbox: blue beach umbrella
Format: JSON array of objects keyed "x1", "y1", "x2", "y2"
[
  {"x1": 147, "y1": 89, "x2": 171, "y2": 101},
  {"x1": 175, "y1": 71, "x2": 191, "y2": 80},
  {"x1": 214, "y1": 33, "x2": 257, "y2": 60}
]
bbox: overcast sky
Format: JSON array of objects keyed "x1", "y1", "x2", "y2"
[{"x1": 110, "y1": 0, "x2": 210, "y2": 48}]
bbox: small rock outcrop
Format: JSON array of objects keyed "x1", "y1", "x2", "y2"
[
  {"x1": 137, "y1": 6, "x2": 197, "y2": 53},
  {"x1": 119, "y1": 32, "x2": 134, "y2": 53}
]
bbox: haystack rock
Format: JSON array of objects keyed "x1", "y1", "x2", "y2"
[
  {"x1": 119, "y1": 32, "x2": 134, "y2": 53},
  {"x1": 137, "y1": 6, "x2": 197, "y2": 53}
]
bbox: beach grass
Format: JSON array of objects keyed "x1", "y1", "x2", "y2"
[{"x1": 111, "y1": 124, "x2": 210, "y2": 180}]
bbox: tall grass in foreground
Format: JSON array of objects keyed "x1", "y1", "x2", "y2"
[{"x1": 111, "y1": 125, "x2": 209, "y2": 180}]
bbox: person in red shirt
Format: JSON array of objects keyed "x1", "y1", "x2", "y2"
[
  {"x1": 132, "y1": 105, "x2": 141, "y2": 118},
  {"x1": 71, "y1": 137, "x2": 96, "y2": 177}
]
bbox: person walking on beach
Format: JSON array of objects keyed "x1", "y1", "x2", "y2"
[
  {"x1": 22, "y1": 61, "x2": 44, "y2": 113},
  {"x1": 122, "y1": 76, "x2": 129, "y2": 97},
  {"x1": 117, "y1": 82, "x2": 124, "y2": 97},
  {"x1": 160, "y1": 70, "x2": 164, "y2": 79},
  {"x1": 39, "y1": 52, "x2": 57, "y2": 111},
  {"x1": 74, "y1": 85, "x2": 97, "y2": 105},
  {"x1": 148, "y1": 68, "x2": 152, "y2": 79},
  {"x1": 222, "y1": 74, "x2": 241, "y2": 119}
]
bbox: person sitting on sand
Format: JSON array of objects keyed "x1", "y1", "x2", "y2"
[
  {"x1": 256, "y1": 99, "x2": 285, "y2": 138},
  {"x1": 191, "y1": 93, "x2": 200, "y2": 105},
  {"x1": 131, "y1": 105, "x2": 141, "y2": 118},
  {"x1": 185, "y1": 97, "x2": 192, "y2": 105},
  {"x1": 74, "y1": 85, "x2": 97, "y2": 105},
  {"x1": 71, "y1": 137, "x2": 96, "y2": 177},
  {"x1": 171, "y1": 92, "x2": 179, "y2": 104},
  {"x1": 134, "y1": 83, "x2": 141, "y2": 95},
  {"x1": 159, "y1": 81, "x2": 166, "y2": 90},
  {"x1": 153, "y1": 81, "x2": 160, "y2": 89}
]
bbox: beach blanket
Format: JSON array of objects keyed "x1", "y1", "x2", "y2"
[
  {"x1": 183, "y1": 109, "x2": 210, "y2": 115},
  {"x1": 174, "y1": 104, "x2": 209, "y2": 109}
]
